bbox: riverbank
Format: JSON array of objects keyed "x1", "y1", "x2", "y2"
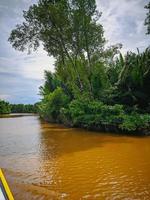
[
  {"x1": 82, "y1": 124, "x2": 150, "y2": 136},
  {"x1": 41, "y1": 117, "x2": 150, "y2": 137},
  {"x1": 39, "y1": 98, "x2": 150, "y2": 136},
  {"x1": 0, "y1": 113, "x2": 37, "y2": 118}
]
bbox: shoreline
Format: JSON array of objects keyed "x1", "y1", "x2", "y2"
[
  {"x1": 1, "y1": 114, "x2": 149, "y2": 136},
  {"x1": 41, "y1": 117, "x2": 150, "y2": 137},
  {"x1": 0, "y1": 113, "x2": 37, "y2": 118}
]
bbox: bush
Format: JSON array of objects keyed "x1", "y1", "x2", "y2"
[
  {"x1": 38, "y1": 87, "x2": 70, "y2": 122},
  {"x1": 62, "y1": 98, "x2": 150, "y2": 132},
  {"x1": 120, "y1": 113, "x2": 150, "y2": 131},
  {"x1": 62, "y1": 98, "x2": 123, "y2": 127}
]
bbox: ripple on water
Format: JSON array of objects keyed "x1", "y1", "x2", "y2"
[{"x1": 0, "y1": 116, "x2": 150, "y2": 200}]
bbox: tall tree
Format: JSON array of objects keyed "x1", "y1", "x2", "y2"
[{"x1": 8, "y1": 0, "x2": 105, "y2": 96}]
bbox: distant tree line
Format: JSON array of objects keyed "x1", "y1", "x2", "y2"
[
  {"x1": 11, "y1": 103, "x2": 38, "y2": 113},
  {"x1": 0, "y1": 99, "x2": 38, "y2": 114}
]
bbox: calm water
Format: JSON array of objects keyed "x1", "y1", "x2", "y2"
[{"x1": 0, "y1": 115, "x2": 150, "y2": 200}]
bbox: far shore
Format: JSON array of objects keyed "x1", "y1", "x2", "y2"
[{"x1": 0, "y1": 113, "x2": 38, "y2": 118}]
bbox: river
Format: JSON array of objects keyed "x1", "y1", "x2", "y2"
[{"x1": 0, "y1": 115, "x2": 150, "y2": 200}]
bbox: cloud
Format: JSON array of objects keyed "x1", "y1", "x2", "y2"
[
  {"x1": 97, "y1": 0, "x2": 150, "y2": 52},
  {"x1": 0, "y1": 50, "x2": 54, "y2": 103},
  {"x1": 0, "y1": 72, "x2": 43, "y2": 103},
  {"x1": 0, "y1": 50, "x2": 55, "y2": 80},
  {"x1": 0, "y1": 94, "x2": 11, "y2": 101}
]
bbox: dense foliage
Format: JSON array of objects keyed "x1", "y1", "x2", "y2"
[
  {"x1": 0, "y1": 100, "x2": 11, "y2": 114},
  {"x1": 61, "y1": 98, "x2": 150, "y2": 132},
  {"x1": 112, "y1": 49, "x2": 150, "y2": 108},
  {"x1": 9, "y1": 0, "x2": 150, "y2": 134}
]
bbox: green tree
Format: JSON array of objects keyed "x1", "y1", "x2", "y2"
[
  {"x1": 39, "y1": 71, "x2": 61, "y2": 96},
  {"x1": 38, "y1": 87, "x2": 70, "y2": 122},
  {"x1": 114, "y1": 48, "x2": 150, "y2": 108},
  {"x1": 9, "y1": 0, "x2": 105, "y2": 96},
  {"x1": 0, "y1": 100, "x2": 11, "y2": 114}
]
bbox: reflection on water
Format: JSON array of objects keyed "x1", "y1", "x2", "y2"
[{"x1": 0, "y1": 115, "x2": 150, "y2": 199}]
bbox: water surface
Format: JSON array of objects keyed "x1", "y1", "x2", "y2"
[{"x1": 0, "y1": 115, "x2": 150, "y2": 199}]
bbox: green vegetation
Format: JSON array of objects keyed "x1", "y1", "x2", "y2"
[
  {"x1": 11, "y1": 104, "x2": 37, "y2": 113},
  {"x1": 0, "y1": 99, "x2": 38, "y2": 114},
  {"x1": 112, "y1": 48, "x2": 150, "y2": 108},
  {"x1": 8, "y1": 0, "x2": 150, "y2": 134},
  {"x1": 61, "y1": 98, "x2": 150, "y2": 132},
  {"x1": 38, "y1": 87, "x2": 69, "y2": 121},
  {"x1": 0, "y1": 99, "x2": 11, "y2": 114}
]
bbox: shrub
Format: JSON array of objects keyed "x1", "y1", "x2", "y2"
[
  {"x1": 120, "y1": 113, "x2": 150, "y2": 131},
  {"x1": 63, "y1": 98, "x2": 124, "y2": 127},
  {"x1": 38, "y1": 87, "x2": 70, "y2": 122},
  {"x1": 62, "y1": 98, "x2": 150, "y2": 132}
]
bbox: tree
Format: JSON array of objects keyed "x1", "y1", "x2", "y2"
[
  {"x1": 39, "y1": 71, "x2": 61, "y2": 96},
  {"x1": 114, "y1": 48, "x2": 150, "y2": 108},
  {"x1": 8, "y1": 0, "x2": 105, "y2": 96},
  {"x1": 38, "y1": 87, "x2": 69, "y2": 122},
  {"x1": 0, "y1": 100, "x2": 11, "y2": 114},
  {"x1": 145, "y1": 2, "x2": 150, "y2": 34}
]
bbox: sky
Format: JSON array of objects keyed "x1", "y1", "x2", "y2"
[{"x1": 0, "y1": 0, "x2": 149, "y2": 104}]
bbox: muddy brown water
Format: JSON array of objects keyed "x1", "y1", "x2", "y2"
[{"x1": 0, "y1": 115, "x2": 150, "y2": 199}]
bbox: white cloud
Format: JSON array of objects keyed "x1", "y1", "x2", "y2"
[
  {"x1": 0, "y1": 50, "x2": 55, "y2": 81},
  {"x1": 97, "y1": 0, "x2": 150, "y2": 52},
  {"x1": 0, "y1": 94, "x2": 11, "y2": 101},
  {"x1": 20, "y1": 48, "x2": 55, "y2": 80}
]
